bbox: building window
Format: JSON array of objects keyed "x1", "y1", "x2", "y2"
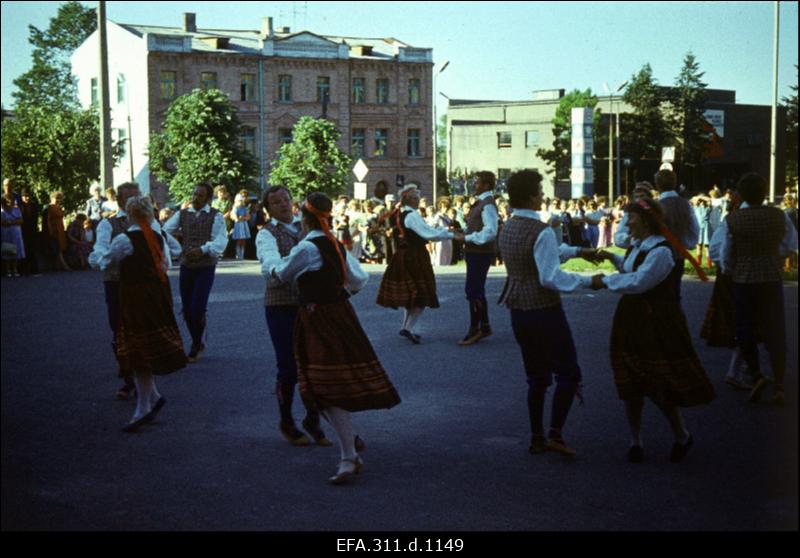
[
  {"x1": 278, "y1": 128, "x2": 293, "y2": 146},
  {"x1": 117, "y1": 74, "x2": 126, "y2": 104},
  {"x1": 241, "y1": 73, "x2": 255, "y2": 102},
  {"x1": 160, "y1": 71, "x2": 177, "y2": 100},
  {"x1": 90, "y1": 77, "x2": 98, "y2": 105},
  {"x1": 374, "y1": 129, "x2": 389, "y2": 158},
  {"x1": 376, "y1": 79, "x2": 389, "y2": 104},
  {"x1": 352, "y1": 78, "x2": 365, "y2": 104},
  {"x1": 497, "y1": 131, "x2": 512, "y2": 148},
  {"x1": 407, "y1": 129, "x2": 421, "y2": 157},
  {"x1": 525, "y1": 130, "x2": 540, "y2": 148},
  {"x1": 201, "y1": 71, "x2": 218, "y2": 91},
  {"x1": 317, "y1": 76, "x2": 330, "y2": 103},
  {"x1": 408, "y1": 79, "x2": 420, "y2": 105},
  {"x1": 117, "y1": 128, "x2": 128, "y2": 160},
  {"x1": 352, "y1": 128, "x2": 365, "y2": 158},
  {"x1": 278, "y1": 75, "x2": 292, "y2": 102},
  {"x1": 239, "y1": 126, "x2": 256, "y2": 155}
]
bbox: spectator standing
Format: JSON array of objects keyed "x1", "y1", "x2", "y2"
[
  {"x1": 84, "y1": 184, "x2": 106, "y2": 232},
  {"x1": 1, "y1": 193, "x2": 25, "y2": 277},
  {"x1": 19, "y1": 189, "x2": 40, "y2": 275}
]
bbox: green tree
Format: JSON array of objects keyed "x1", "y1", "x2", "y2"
[
  {"x1": 2, "y1": 105, "x2": 105, "y2": 212},
  {"x1": 621, "y1": 64, "x2": 671, "y2": 164},
  {"x1": 537, "y1": 89, "x2": 604, "y2": 181},
  {"x1": 269, "y1": 116, "x2": 352, "y2": 199},
  {"x1": 2, "y1": 1, "x2": 104, "y2": 209},
  {"x1": 148, "y1": 88, "x2": 258, "y2": 203},
  {"x1": 783, "y1": 64, "x2": 799, "y2": 188},
  {"x1": 12, "y1": 1, "x2": 96, "y2": 111},
  {"x1": 666, "y1": 52, "x2": 710, "y2": 187}
]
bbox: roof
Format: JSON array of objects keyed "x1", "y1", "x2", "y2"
[{"x1": 117, "y1": 22, "x2": 424, "y2": 59}]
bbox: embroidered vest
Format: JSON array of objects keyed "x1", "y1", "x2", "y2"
[
  {"x1": 497, "y1": 216, "x2": 562, "y2": 311},
  {"x1": 727, "y1": 207, "x2": 786, "y2": 283},
  {"x1": 466, "y1": 195, "x2": 497, "y2": 254},
  {"x1": 179, "y1": 208, "x2": 219, "y2": 268},
  {"x1": 264, "y1": 221, "x2": 303, "y2": 306}
]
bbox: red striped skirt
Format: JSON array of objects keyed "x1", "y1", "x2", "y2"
[
  {"x1": 610, "y1": 294, "x2": 715, "y2": 407},
  {"x1": 294, "y1": 299, "x2": 401, "y2": 412},
  {"x1": 376, "y1": 243, "x2": 439, "y2": 309},
  {"x1": 117, "y1": 281, "x2": 187, "y2": 376}
]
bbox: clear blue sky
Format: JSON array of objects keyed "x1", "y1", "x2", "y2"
[{"x1": 2, "y1": 0, "x2": 798, "y2": 116}]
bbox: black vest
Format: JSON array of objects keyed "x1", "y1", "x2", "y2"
[
  {"x1": 297, "y1": 236, "x2": 351, "y2": 305},
  {"x1": 393, "y1": 210, "x2": 426, "y2": 249},
  {"x1": 627, "y1": 239, "x2": 674, "y2": 300},
  {"x1": 120, "y1": 230, "x2": 165, "y2": 284}
]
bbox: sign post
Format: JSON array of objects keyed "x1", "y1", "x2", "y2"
[
  {"x1": 353, "y1": 158, "x2": 369, "y2": 200},
  {"x1": 571, "y1": 108, "x2": 594, "y2": 198}
]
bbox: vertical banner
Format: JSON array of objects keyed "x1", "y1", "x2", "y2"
[{"x1": 571, "y1": 108, "x2": 594, "y2": 198}]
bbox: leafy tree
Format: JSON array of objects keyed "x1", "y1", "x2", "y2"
[
  {"x1": 1, "y1": 105, "x2": 106, "y2": 212},
  {"x1": 621, "y1": 64, "x2": 671, "y2": 164},
  {"x1": 148, "y1": 89, "x2": 258, "y2": 203},
  {"x1": 1, "y1": 1, "x2": 104, "y2": 210},
  {"x1": 783, "y1": 64, "x2": 799, "y2": 188},
  {"x1": 537, "y1": 89, "x2": 604, "y2": 182},
  {"x1": 269, "y1": 116, "x2": 352, "y2": 199},
  {"x1": 12, "y1": 1, "x2": 96, "y2": 111},
  {"x1": 666, "y1": 52, "x2": 710, "y2": 186}
]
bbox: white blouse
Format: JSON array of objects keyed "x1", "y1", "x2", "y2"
[
  {"x1": 271, "y1": 230, "x2": 369, "y2": 294},
  {"x1": 603, "y1": 235, "x2": 675, "y2": 294},
  {"x1": 107, "y1": 221, "x2": 182, "y2": 271},
  {"x1": 400, "y1": 206, "x2": 454, "y2": 242},
  {"x1": 256, "y1": 217, "x2": 303, "y2": 280}
]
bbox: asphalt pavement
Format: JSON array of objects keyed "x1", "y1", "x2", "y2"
[{"x1": 1, "y1": 262, "x2": 797, "y2": 531}]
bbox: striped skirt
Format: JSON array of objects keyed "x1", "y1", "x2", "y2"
[
  {"x1": 610, "y1": 294, "x2": 715, "y2": 407},
  {"x1": 294, "y1": 299, "x2": 401, "y2": 412},
  {"x1": 117, "y1": 281, "x2": 187, "y2": 377},
  {"x1": 376, "y1": 244, "x2": 439, "y2": 309}
]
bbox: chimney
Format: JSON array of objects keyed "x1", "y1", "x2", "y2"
[
  {"x1": 280, "y1": 26, "x2": 291, "y2": 34},
  {"x1": 183, "y1": 12, "x2": 196, "y2": 33},
  {"x1": 261, "y1": 17, "x2": 274, "y2": 39}
]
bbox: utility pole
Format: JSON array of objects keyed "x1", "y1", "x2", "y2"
[
  {"x1": 98, "y1": 1, "x2": 114, "y2": 190},
  {"x1": 769, "y1": 1, "x2": 780, "y2": 203}
]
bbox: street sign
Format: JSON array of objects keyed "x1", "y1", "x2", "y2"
[
  {"x1": 659, "y1": 162, "x2": 673, "y2": 171},
  {"x1": 661, "y1": 147, "x2": 675, "y2": 163},
  {"x1": 353, "y1": 159, "x2": 369, "y2": 182},
  {"x1": 354, "y1": 182, "x2": 367, "y2": 200}
]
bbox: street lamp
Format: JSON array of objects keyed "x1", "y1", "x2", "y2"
[
  {"x1": 432, "y1": 60, "x2": 449, "y2": 207},
  {"x1": 603, "y1": 81, "x2": 627, "y2": 201}
]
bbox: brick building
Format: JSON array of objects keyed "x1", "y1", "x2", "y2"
[{"x1": 71, "y1": 13, "x2": 434, "y2": 204}]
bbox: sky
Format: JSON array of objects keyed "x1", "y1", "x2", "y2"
[{"x1": 1, "y1": 0, "x2": 798, "y2": 117}]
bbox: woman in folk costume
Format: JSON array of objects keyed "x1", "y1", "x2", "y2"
[
  {"x1": 593, "y1": 197, "x2": 715, "y2": 463},
  {"x1": 376, "y1": 185, "x2": 462, "y2": 344},
  {"x1": 108, "y1": 196, "x2": 186, "y2": 432},
  {"x1": 270, "y1": 192, "x2": 401, "y2": 484}
]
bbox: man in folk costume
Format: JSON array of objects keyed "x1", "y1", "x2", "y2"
[
  {"x1": 270, "y1": 192, "x2": 400, "y2": 484},
  {"x1": 163, "y1": 183, "x2": 228, "y2": 361},
  {"x1": 459, "y1": 171, "x2": 499, "y2": 346},
  {"x1": 257, "y1": 185, "x2": 331, "y2": 447},
  {"x1": 376, "y1": 185, "x2": 462, "y2": 343},
  {"x1": 654, "y1": 169, "x2": 700, "y2": 302},
  {"x1": 88, "y1": 182, "x2": 141, "y2": 400},
  {"x1": 718, "y1": 173, "x2": 798, "y2": 406},
  {"x1": 497, "y1": 170, "x2": 601, "y2": 457}
]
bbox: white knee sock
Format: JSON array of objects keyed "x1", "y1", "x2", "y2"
[
  {"x1": 323, "y1": 407, "x2": 356, "y2": 460},
  {"x1": 133, "y1": 373, "x2": 154, "y2": 420},
  {"x1": 404, "y1": 307, "x2": 424, "y2": 333}
]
